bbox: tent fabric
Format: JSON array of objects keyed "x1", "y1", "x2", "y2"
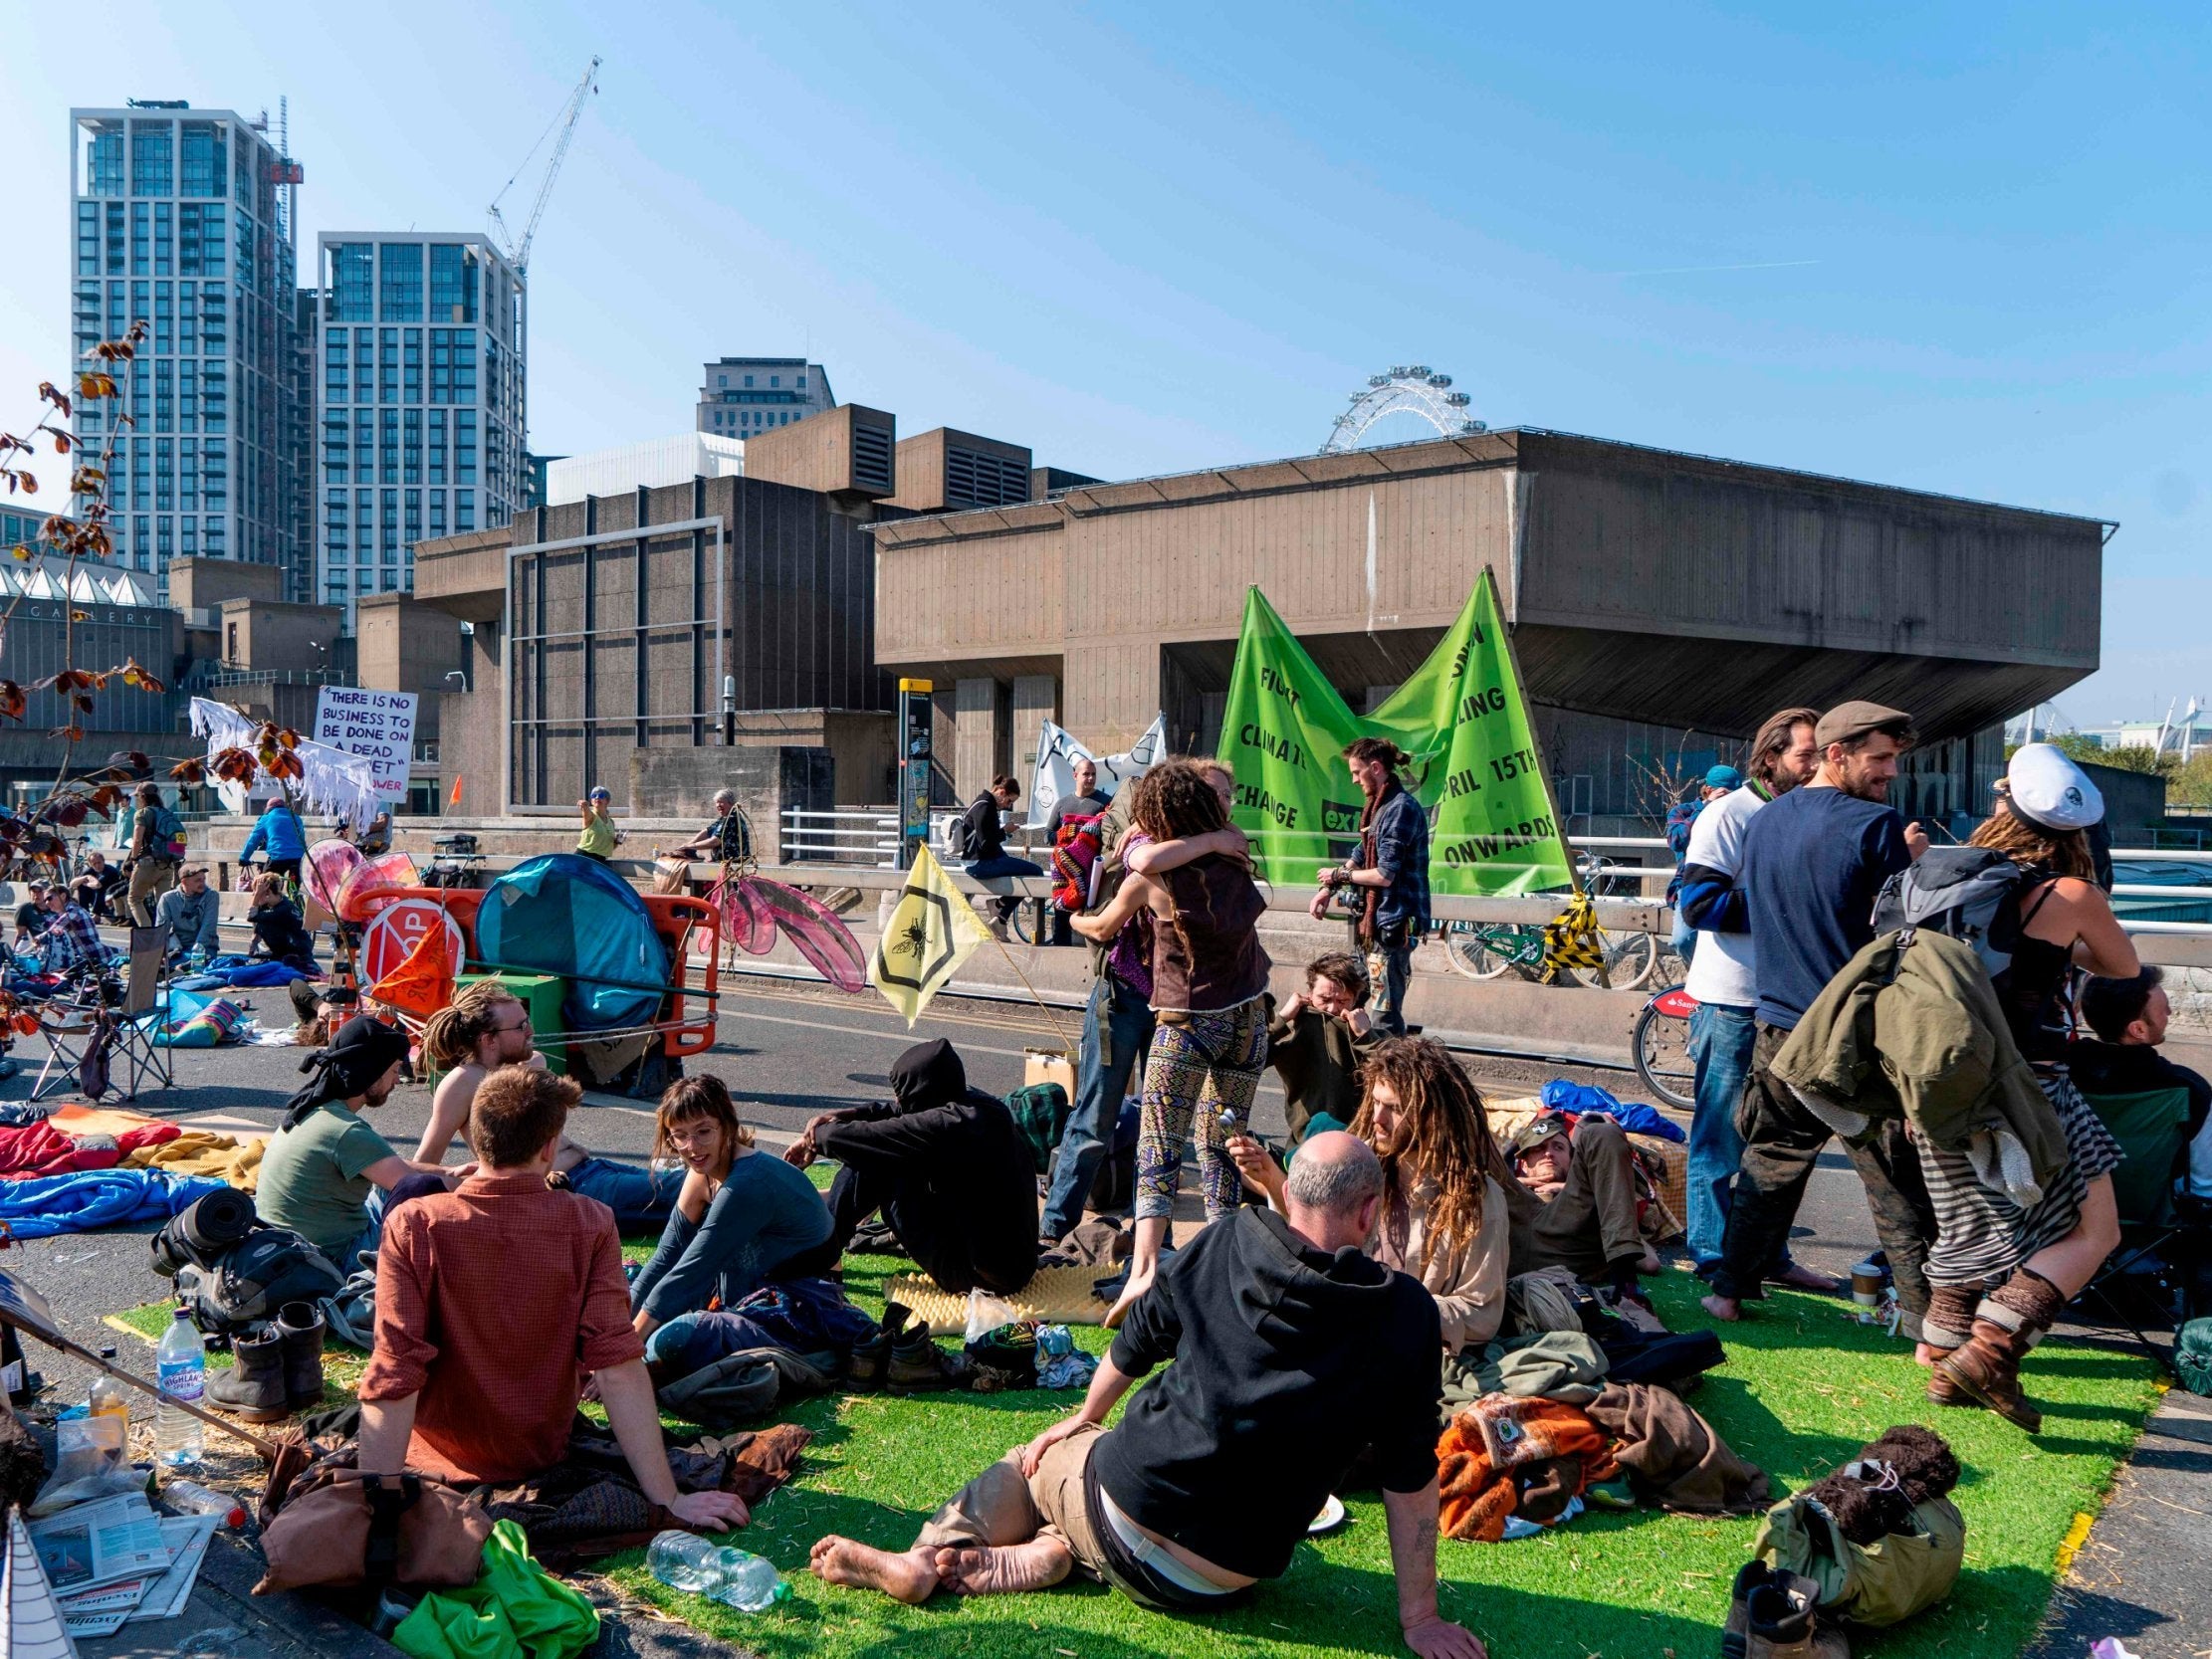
[
  {"x1": 0, "y1": 1168, "x2": 226, "y2": 1237},
  {"x1": 473, "y1": 855, "x2": 670, "y2": 1033}
]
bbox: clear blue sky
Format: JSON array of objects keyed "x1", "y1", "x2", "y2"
[{"x1": 5, "y1": 2, "x2": 2205, "y2": 725}]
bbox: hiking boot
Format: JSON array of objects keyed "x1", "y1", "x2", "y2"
[
  {"x1": 886, "y1": 1329, "x2": 972, "y2": 1394},
  {"x1": 1743, "y1": 1568, "x2": 1848, "y2": 1657},
  {"x1": 1935, "y1": 1268, "x2": 2065, "y2": 1433},
  {"x1": 276, "y1": 1301, "x2": 328, "y2": 1410},
  {"x1": 1920, "y1": 1282, "x2": 1982, "y2": 1409},
  {"x1": 848, "y1": 1303, "x2": 907, "y2": 1393},
  {"x1": 205, "y1": 1326, "x2": 290, "y2": 1422},
  {"x1": 1720, "y1": 1559, "x2": 1771, "y2": 1657}
]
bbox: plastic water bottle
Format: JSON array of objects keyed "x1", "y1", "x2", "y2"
[
  {"x1": 646, "y1": 1532, "x2": 791, "y2": 1611},
  {"x1": 154, "y1": 1309, "x2": 205, "y2": 1467},
  {"x1": 162, "y1": 1479, "x2": 246, "y2": 1528},
  {"x1": 89, "y1": 1348, "x2": 130, "y2": 1437}
]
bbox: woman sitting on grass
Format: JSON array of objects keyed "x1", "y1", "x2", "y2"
[
  {"x1": 629, "y1": 1075, "x2": 838, "y2": 1365},
  {"x1": 1232, "y1": 1035, "x2": 1512, "y2": 1351},
  {"x1": 246, "y1": 872, "x2": 316, "y2": 971}
]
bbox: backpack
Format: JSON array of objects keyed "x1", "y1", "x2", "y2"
[
  {"x1": 1003, "y1": 1081, "x2": 1072, "y2": 1174},
  {"x1": 1870, "y1": 846, "x2": 2044, "y2": 983},
  {"x1": 152, "y1": 805, "x2": 187, "y2": 861},
  {"x1": 171, "y1": 1225, "x2": 347, "y2": 1337},
  {"x1": 944, "y1": 809, "x2": 973, "y2": 861},
  {"x1": 1049, "y1": 812, "x2": 1106, "y2": 911}
]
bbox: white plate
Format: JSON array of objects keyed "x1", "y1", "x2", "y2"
[{"x1": 1307, "y1": 1494, "x2": 1347, "y2": 1535}]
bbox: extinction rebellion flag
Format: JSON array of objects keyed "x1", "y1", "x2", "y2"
[
  {"x1": 869, "y1": 843, "x2": 994, "y2": 1025},
  {"x1": 1215, "y1": 568, "x2": 1575, "y2": 896}
]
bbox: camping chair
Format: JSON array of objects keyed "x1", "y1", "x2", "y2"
[
  {"x1": 2076, "y1": 1083, "x2": 2207, "y2": 1373},
  {"x1": 111, "y1": 925, "x2": 176, "y2": 1100}
]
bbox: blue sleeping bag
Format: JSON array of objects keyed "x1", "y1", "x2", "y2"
[{"x1": 1539, "y1": 1079, "x2": 1686, "y2": 1143}]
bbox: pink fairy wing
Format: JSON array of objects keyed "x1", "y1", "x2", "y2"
[{"x1": 737, "y1": 878, "x2": 868, "y2": 993}]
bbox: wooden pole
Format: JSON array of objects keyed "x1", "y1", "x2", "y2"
[{"x1": 9, "y1": 1321, "x2": 281, "y2": 1461}]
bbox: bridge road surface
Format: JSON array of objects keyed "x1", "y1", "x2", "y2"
[{"x1": 1, "y1": 976, "x2": 2200, "y2": 1658}]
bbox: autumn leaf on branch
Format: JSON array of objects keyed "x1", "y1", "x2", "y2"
[
  {"x1": 169, "y1": 758, "x2": 207, "y2": 785},
  {"x1": 0, "y1": 682, "x2": 32, "y2": 722}
]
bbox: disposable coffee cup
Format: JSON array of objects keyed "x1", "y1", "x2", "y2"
[{"x1": 1850, "y1": 1262, "x2": 1883, "y2": 1307}]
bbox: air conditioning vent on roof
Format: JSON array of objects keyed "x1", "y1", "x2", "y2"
[
  {"x1": 852, "y1": 421, "x2": 894, "y2": 495},
  {"x1": 944, "y1": 448, "x2": 1028, "y2": 509}
]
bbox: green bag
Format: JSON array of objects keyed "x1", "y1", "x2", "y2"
[
  {"x1": 1752, "y1": 1492, "x2": 1965, "y2": 1627},
  {"x1": 392, "y1": 1519, "x2": 599, "y2": 1659},
  {"x1": 2177, "y1": 1317, "x2": 2212, "y2": 1399},
  {"x1": 1004, "y1": 1081, "x2": 1071, "y2": 1174}
]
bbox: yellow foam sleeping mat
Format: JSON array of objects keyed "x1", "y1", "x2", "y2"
[{"x1": 880, "y1": 1264, "x2": 1117, "y2": 1337}]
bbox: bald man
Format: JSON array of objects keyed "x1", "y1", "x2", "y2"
[{"x1": 812, "y1": 1132, "x2": 1485, "y2": 1658}]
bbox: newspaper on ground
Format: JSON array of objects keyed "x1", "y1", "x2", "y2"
[
  {"x1": 54, "y1": 1574, "x2": 149, "y2": 1638},
  {"x1": 128, "y1": 1514, "x2": 221, "y2": 1622},
  {"x1": 26, "y1": 1493, "x2": 173, "y2": 1596}
]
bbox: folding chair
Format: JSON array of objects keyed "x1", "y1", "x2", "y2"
[
  {"x1": 2076, "y1": 1083, "x2": 2204, "y2": 1373},
  {"x1": 111, "y1": 925, "x2": 176, "y2": 1100}
]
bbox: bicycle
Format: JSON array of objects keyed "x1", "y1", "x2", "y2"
[
  {"x1": 1631, "y1": 982, "x2": 1698, "y2": 1110},
  {"x1": 1437, "y1": 854, "x2": 1661, "y2": 990}
]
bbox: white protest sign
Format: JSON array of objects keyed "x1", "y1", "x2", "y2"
[{"x1": 314, "y1": 687, "x2": 418, "y2": 806}]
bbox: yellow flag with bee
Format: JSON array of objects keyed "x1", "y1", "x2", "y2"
[{"x1": 870, "y1": 844, "x2": 994, "y2": 1026}]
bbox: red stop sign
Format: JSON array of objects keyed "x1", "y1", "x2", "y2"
[{"x1": 361, "y1": 899, "x2": 467, "y2": 987}]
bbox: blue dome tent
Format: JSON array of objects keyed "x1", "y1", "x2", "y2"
[{"x1": 472, "y1": 854, "x2": 671, "y2": 1033}]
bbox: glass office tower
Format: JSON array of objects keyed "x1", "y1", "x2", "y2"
[
  {"x1": 314, "y1": 234, "x2": 527, "y2": 620},
  {"x1": 69, "y1": 105, "x2": 306, "y2": 600}
]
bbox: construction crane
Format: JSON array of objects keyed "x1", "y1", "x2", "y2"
[{"x1": 487, "y1": 55, "x2": 601, "y2": 279}]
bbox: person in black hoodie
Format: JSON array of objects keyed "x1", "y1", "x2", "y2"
[
  {"x1": 808, "y1": 1133, "x2": 1485, "y2": 1659},
  {"x1": 783, "y1": 1038, "x2": 1037, "y2": 1296}
]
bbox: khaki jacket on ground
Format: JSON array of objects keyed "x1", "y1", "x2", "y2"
[
  {"x1": 1372, "y1": 1173, "x2": 1510, "y2": 1352},
  {"x1": 1772, "y1": 928, "x2": 2067, "y2": 1197}
]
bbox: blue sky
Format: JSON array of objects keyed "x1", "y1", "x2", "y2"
[{"x1": 4, "y1": 2, "x2": 2205, "y2": 724}]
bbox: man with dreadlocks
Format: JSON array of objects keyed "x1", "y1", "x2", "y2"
[
  {"x1": 256, "y1": 1015, "x2": 462, "y2": 1266},
  {"x1": 1231, "y1": 1036, "x2": 1513, "y2": 1352}
]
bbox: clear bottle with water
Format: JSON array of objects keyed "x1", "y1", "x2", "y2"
[
  {"x1": 154, "y1": 1308, "x2": 205, "y2": 1467},
  {"x1": 646, "y1": 1531, "x2": 791, "y2": 1611}
]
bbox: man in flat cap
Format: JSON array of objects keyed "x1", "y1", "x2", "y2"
[{"x1": 1702, "y1": 701, "x2": 1937, "y2": 1331}]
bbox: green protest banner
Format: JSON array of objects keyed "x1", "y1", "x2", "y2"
[{"x1": 1215, "y1": 569, "x2": 1575, "y2": 896}]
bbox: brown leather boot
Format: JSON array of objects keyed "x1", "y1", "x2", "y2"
[
  {"x1": 1921, "y1": 1282, "x2": 1982, "y2": 1409},
  {"x1": 1935, "y1": 1269, "x2": 2065, "y2": 1432}
]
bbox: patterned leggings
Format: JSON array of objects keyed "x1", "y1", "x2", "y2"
[{"x1": 1135, "y1": 996, "x2": 1270, "y2": 1223}]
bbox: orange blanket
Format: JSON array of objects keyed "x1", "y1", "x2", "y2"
[{"x1": 1436, "y1": 1395, "x2": 1618, "y2": 1543}]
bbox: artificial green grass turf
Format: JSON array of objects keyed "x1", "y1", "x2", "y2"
[{"x1": 602, "y1": 1262, "x2": 2159, "y2": 1659}]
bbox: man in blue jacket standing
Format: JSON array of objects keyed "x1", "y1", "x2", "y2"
[{"x1": 241, "y1": 797, "x2": 308, "y2": 882}]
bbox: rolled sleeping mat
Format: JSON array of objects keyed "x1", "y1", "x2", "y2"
[{"x1": 147, "y1": 1186, "x2": 259, "y2": 1277}]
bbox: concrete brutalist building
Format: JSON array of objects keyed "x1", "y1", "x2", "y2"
[
  {"x1": 414, "y1": 419, "x2": 2107, "y2": 843},
  {"x1": 871, "y1": 428, "x2": 2109, "y2": 834}
]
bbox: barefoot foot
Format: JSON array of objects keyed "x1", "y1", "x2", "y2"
[
  {"x1": 934, "y1": 1539, "x2": 1073, "y2": 1595},
  {"x1": 809, "y1": 1537, "x2": 941, "y2": 1605},
  {"x1": 1700, "y1": 1293, "x2": 1741, "y2": 1323}
]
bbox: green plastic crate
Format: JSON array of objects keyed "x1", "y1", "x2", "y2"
[{"x1": 454, "y1": 968, "x2": 567, "y2": 1076}]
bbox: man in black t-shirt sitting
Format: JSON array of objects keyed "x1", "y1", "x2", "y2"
[
  {"x1": 808, "y1": 1133, "x2": 1486, "y2": 1659},
  {"x1": 659, "y1": 788, "x2": 753, "y2": 865}
]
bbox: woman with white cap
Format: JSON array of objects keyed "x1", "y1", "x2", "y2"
[{"x1": 1921, "y1": 742, "x2": 2137, "y2": 1431}]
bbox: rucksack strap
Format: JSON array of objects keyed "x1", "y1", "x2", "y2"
[{"x1": 360, "y1": 1472, "x2": 421, "y2": 1586}]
